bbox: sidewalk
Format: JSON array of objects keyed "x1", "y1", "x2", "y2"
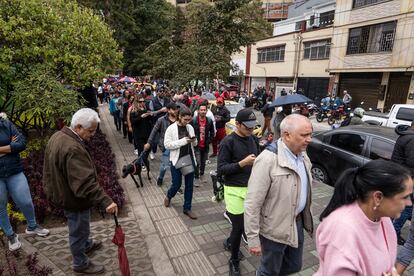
[{"x1": 19, "y1": 105, "x2": 414, "y2": 275}]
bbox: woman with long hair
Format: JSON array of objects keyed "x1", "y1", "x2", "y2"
[
  {"x1": 163, "y1": 107, "x2": 198, "y2": 219},
  {"x1": 129, "y1": 95, "x2": 152, "y2": 159},
  {"x1": 315, "y1": 159, "x2": 413, "y2": 276}
]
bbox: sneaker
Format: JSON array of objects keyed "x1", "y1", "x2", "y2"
[
  {"x1": 8, "y1": 234, "x2": 21, "y2": 251},
  {"x1": 73, "y1": 261, "x2": 105, "y2": 274},
  {"x1": 85, "y1": 240, "x2": 103, "y2": 255},
  {"x1": 157, "y1": 178, "x2": 163, "y2": 186},
  {"x1": 398, "y1": 236, "x2": 406, "y2": 246},
  {"x1": 194, "y1": 181, "x2": 200, "y2": 188},
  {"x1": 142, "y1": 166, "x2": 147, "y2": 172},
  {"x1": 150, "y1": 152, "x2": 155, "y2": 160},
  {"x1": 242, "y1": 232, "x2": 248, "y2": 244},
  {"x1": 177, "y1": 188, "x2": 183, "y2": 194},
  {"x1": 134, "y1": 149, "x2": 138, "y2": 155},
  {"x1": 26, "y1": 225, "x2": 50, "y2": 237},
  {"x1": 229, "y1": 259, "x2": 241, "y2": 276},
  {"x1": 164, "y1": 197, "x2": 171, "y2": 207},
  {"x1": 224, "y1": 211, "x2": 232, "y2": 225},
  {"x1": 183, "y1": 210, "x2": 198, "y2": 220}
]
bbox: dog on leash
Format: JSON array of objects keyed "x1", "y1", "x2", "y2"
[{"x1": 121, "y1": 152, "x2": 151, "y2": 188}]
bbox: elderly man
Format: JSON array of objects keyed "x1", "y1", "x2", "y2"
[
  {"x1": 244, "y1": 114, "x2": 314, "y2": 276},
  {"x1": 43, "y1": 108, "x2": 118, "y2": 275}
]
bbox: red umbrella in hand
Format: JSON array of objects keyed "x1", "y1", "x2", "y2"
[{"x1": 112, "y1": 214, "x2": 131, "y2": 276}]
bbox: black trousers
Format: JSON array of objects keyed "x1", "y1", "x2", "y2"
[
  {"x1": 228, "y1": 212, "x2": 244, "y2": 261},
  {"x1": 195, "y1": 146, "x2": 209, "y2": 178}
]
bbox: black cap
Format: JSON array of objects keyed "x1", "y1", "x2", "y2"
[
  {"x1": 166, "y1": 102, "x2": 179, "y2": 110},
  {"x1": 235, "y1": 108, "x2": 256, "y2": 128}
]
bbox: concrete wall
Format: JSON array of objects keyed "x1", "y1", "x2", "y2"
[
  {"x1": 250, "y1": 33, "x2": 297, "y2": 78},
  {"x1": 298, "y1": 28, "x2": 333, "y2": 77},
  {"x1": 329, "y1": 0, "x2": 414, "y2": 72}
]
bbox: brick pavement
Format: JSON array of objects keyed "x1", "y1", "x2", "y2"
[{"x1": 17, "y1": 105, "x2": 414, "y2": 275}]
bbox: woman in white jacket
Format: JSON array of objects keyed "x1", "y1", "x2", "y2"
[{"x1": 163, "y1": 107, "x2": 198, "y2": 219}]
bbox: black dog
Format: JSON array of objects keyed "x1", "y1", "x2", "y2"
[{"x1": 121, "y1": 152, "x2": 151, "y2": 188}]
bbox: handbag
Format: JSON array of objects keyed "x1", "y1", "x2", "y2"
[{"x1": 175, "y1": 154, "x2": 194, "y2": 176}]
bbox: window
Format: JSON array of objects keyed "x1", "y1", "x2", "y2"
[
  {"x1": 303, "y1": 40, "x2": 331, "y2": 60},
  {"x1": 369, "y1": 139, "x2": 393, "y2": 160},
  {"x1": 396, "y1": 108, "x2": 414, "y2": 121},
  {"x1": 319, "y1": 11, "x2": 335, "y2": 27},
  {"x1": 257, "y1": 46, "x2": 285, "y2": 63},
  {"x1": 329, "y1": 133, "x2": 366, "y2": 155},
  {"x1": 295, "y1": 21, "x2": 306, "y2": 31},
  {"x1": 353, "y1": 0, "x2": 390, "y2": 9},
  {"x1": 347, "y1": 21, "x2": 396, "y2": 55}
]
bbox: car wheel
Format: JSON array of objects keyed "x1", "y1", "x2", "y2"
[{"x1": 311, "y1": 164, "x2": 329, "y2": 184}]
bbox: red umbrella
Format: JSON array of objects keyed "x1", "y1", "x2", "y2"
[{"x1": 112, "y1": 214, "x2": 131, "y2": 276}]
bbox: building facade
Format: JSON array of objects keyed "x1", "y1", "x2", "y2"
[
  {"x1": 328, "y1": 0, "x2": 414, "y2": 111},
  {"x1": 234, "y1": 0, "x2": 335, "y2": 101}
]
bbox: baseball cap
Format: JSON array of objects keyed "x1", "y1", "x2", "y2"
[
  {"x1": 236, "y1": 108, "x2": 256, "y2": 129},
  {"x1": 166, "y1": 102, "x2": 179, "y2": 110}
]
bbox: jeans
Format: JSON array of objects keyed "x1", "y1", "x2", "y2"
[
  {"x1": 0, "y1": 172, "x2": 37, "y2": 237},
  {"x1": 159, "y1": 150, "x2": 170, "y2": 181},
  {"x1": 393, "y1": 194, "x2": 414, "y2": 237},
  {"x1": 257, "y1": 216, "x2": 304, "y2": 276},
  {"x1": 64, "y1": 209, "x2": 93, "y2": 270},
  {"x1": 167, "y1": 165, "x2": 194, "y2": 211},
  {"x1": 195, "y1": 146, "x2": 209, "y2": 178},
  {"x1": 113, "y1": 110, "x2": 121, "y2": 131}
]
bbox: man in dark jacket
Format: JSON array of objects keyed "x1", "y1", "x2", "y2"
[
  {"x1": 144, "y1": 102, "x2": 179, "y2": 186},
  {"x1": 211, "y1": 97, "x2": 230, "y2": 157},
  {"x1": 191, "y1": 102, "x2": 215, "y2": 185},
  {"x1": 43, "y1": 108, "x2": 118, "y2": 275},
  {"x1": 218, "y1": 108, "x2": 260, "y2": 276},
  {"x1": 392, "y1": 122, "x2": 414, "y2": 246}
]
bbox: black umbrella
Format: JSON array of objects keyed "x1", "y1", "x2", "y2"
[{"x1": 270, "y1": 94, "x2": 312, "y2": 107}]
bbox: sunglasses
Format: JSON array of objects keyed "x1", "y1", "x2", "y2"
[{"x1": 139, "y1": 100, "x2": 145, "y2": 103}]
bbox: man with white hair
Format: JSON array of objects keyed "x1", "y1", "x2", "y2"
[
  {"x1": 43, "y1": 108, "x2": 118, "y2": 274},
  {"x1": 244, "y1": 114, "x2": 314, "y2": 276}
]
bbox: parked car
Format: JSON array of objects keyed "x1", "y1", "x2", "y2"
[
  {"x1": 362, "y1": 104, "x2": 414, "y2": 127},
  {"x1": 307, "y1": 125, "x2": 398, "y2": 185}
]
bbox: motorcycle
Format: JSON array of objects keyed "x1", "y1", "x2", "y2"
[
  {"x1": 328, "y1": 105, "x2": 350, "y2": 125},
  {"x1": 316, "y1": 103, "x2": 331, "y2": 122}
]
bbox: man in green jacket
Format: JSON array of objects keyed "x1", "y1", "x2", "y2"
[{"x1": 43, "y1": 108, "x2": 118, "y2": 275}]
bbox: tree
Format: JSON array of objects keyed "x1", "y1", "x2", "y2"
[
  {"x1": 149, "y1": 0, "x2": 272, "y2": 87},
  {"x1": 0, "y1": 0, "x2": 122, "y2": 135}
]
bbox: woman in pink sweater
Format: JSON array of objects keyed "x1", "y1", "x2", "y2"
[{"x1": 314, "y1": 160, "x2": 413, "y2": 276}]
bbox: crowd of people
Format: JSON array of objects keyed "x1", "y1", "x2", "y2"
[{"x1": 3, "y1": 79, "x2": 414, "y2": 276}]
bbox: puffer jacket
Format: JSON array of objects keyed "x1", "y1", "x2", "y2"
[
  {"x1": 391, "y1": 125, "x2": 414, "y2": 176},
  {"x1": 0, "y1": 119, "x2": 26, "y2": 178},
  {"x1": 244, "y1": 140, "x2": 313, "y2": 249}
]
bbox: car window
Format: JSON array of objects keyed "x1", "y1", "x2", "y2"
[
  {"x1": 329, "y1": 133, "x2": 366, "y2": 155},
  {"x1": 396, "y1": 107, "x2": 414, "y2": 121},
  {"x1": 369, "y1": 139, "x2": 394, "y2": 160}
]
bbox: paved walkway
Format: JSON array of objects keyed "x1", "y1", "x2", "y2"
[{"x1": 18, "y1": 105, "x2": 414, "y2": 275}]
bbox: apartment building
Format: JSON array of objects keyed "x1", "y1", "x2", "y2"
[
  {"x1": 328, "y1": 0, "x2": 414, "y2": 111},
  {"x1": 233, "y1": 0, "x2": 335, "y2": 100}
]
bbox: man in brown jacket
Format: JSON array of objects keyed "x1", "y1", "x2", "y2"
[
  {"x1": 244, "y1": 114, "x2": 313, "y2": 276},
  {"x1": 43, "y1": 108, "x2": 117, "y2": 275}
]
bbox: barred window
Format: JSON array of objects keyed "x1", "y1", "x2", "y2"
[
  {"x1": 353, "y1": 0, "x2": 390, "y2": 8},
  {"x1": 347, "y1": 21, "x2": 396, "y2": 55},
  {"x1": 303, "y1": 40, "x2": 331, "y2": 60},
  {"x1": 257, "y1": 46, "x2": 285, "y2": 63}
]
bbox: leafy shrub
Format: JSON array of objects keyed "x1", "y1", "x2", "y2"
[{"x1": 25, "y1": 252, "x2": 52, "y2": 276}]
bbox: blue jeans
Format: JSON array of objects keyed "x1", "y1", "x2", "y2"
[
  {"x1": 0, "y1": 172, "x2": 37, "y2": 237},
  {"x1": 257, "y1": 216, "x2": 304, "y2": 276},
  {"x1": 393, "y1": 194, "x2": 413, "y2": 237},
  {"x1": 159, "y1": 150, "x2": 170, "y2": 181},
  {"x1": 167, "y1": 165, "x2": 194, "y2": 211},
  {"x1": 113, "y1": 110, "x2": 121, "y2": 130},
  {"x1": 64, "y1": 209, "x2": 93, "y2": 270}
]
